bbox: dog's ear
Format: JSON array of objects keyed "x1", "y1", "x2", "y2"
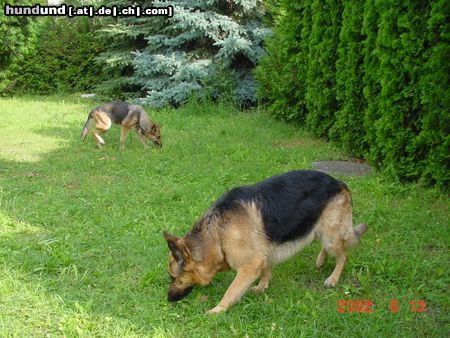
[
  {"x1": 157, "y1": 123, "x2": 161, "y2": 129},
  {"x1": 163, "y1": 231, "x2": 184, "y2": 264}
]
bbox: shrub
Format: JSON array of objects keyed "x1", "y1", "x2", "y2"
[
  {"x1": 0, "y1": 0, "x2": 39, "y2": 95},
  {"x1": 256, "y1": 0, "x2": 449, "y2": 188},
  {"x1": 12, "y1": 15, "x2": 107, "y2": 94}
]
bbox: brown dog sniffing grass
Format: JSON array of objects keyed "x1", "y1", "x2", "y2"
[
  {"x1": 163, "y1": 170, "x2": 367, "y2": 314},
  {"x1": 80, "y1": 102, "x2": 162, "y2": 149}
]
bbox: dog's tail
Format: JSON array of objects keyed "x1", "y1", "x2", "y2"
[
  {"x1": 346, "y1": 223, "x2": 368, "y2": 247},
  {"x1": 80, "y1": 111, "x2": 94, "y2": 141},
  {"x1": 354, "y1": 223, "x2": 368, "y2": 240}
]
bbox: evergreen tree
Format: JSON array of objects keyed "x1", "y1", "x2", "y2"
[
  {"x1": 14, "y1": 15, "x2": 107, "y2": 94},
  {"x1": 256, "y1": 0, "x2": 449, "y2": 187},
  {"x1": 96, "y1": 0, "x2": 164, "y2": 98},
  {"x1": 304, "y1": 0, "x2": 342, "y2": 137},
  {"x1": 331, "y1": 0, "x2": 366, "y2": 157},
  {"x1": 0, "y1": 0, "x2": 40, "y2": 94},
  {"x1": 418, "y1": 0, "x2": 450, "y2": 186},
  {"x1": 369, "y1": 0, "x2": 429, "y2": 180},
  {"x1": 256, "y1": 0, "x2": 307, "y2": 122},
  {"x1": 295, "y1": 1, "x2": 312, "y2": 122},
  {"x1": 131, "y1": 0, "x2": 270, "y2": 107},
  {"x1": 361, "y1": 0, "x2": 381, "y2": 162}
]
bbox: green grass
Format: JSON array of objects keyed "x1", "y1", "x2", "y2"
[{"x1": 0, "y1": 95, "x2": 448, "y2": 337}]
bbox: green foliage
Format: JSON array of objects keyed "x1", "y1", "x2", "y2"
[
  {"x1": 367, "y1": 1, "x2": 429, "y2": 182},
  {"x1": 304, "y1": 0, "x2": 342, "y2": 137},
  {"x1": 0, "y1": 0, "x2": 41, "y2": 94},
  {"x1": 96, "y1": 0, "x2": 270, "y2": 105},
  {"x1": 129, "y1": 0, "x2": 271, "y2": 107},
  {"x1": 417, "y1": 0, "x2": 450, "y2": 186},
  {"x1": 11, "y1": 15, "x2": 107, "y2": 94},
  {"x1": 330, "y1": 0, "x2": 366, "y2": 157},
  {"x1": 255, "y1": 0, "x2": 308, "y2": 122},
  {"x1": 95, "y1": 0, "x2": 162, "y2": 99},
  {"x1": 1, "y1": 0, "x2": 108, "y2": 95},
  {"x1": 257, "y1": 0, "x2": 450, "y2": 187},
  {"x1": 361, "y1": 0, "x2": 381, "y2": 161}
]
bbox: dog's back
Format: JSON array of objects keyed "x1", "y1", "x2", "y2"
[
  {"x1": 212, "y1": 170, "x2": 344, "y2": 243},
  {"x1": 98, "y1": 102, "x2": 130, "y2": 124}
]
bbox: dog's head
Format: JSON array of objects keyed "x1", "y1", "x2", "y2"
[
  {"x1": 163, "y1": 231, "x2": 210, "y2": 302},
  {"x1": 140, "y1": 123, "x2": 162, "y2": 148}
]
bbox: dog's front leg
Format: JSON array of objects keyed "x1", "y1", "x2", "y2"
[
  {"x1": 136, "y1": 132, "x2": 149, "y2": 148},
  {"x1": 206, "y1": 263, "x2": 262, "y2": 315}
]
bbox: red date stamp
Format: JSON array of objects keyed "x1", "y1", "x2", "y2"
[
  {"x1": 338, "y1": 299, "x2": 373, "y2": 313},
  {"x1": 338, "y1": 299, "x2": 426, "y2": 313}
]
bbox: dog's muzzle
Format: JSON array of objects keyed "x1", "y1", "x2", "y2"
[{"x1": 167, "y1": 286, "x2": 193, "y2": 302}]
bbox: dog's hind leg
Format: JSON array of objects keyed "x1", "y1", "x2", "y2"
[
  {"x1": 207, "y1": 261, "x2": 265, "y2": 314},
  {"x1": 92, "y1": 110, "x2": 111, "y2": 148},
  {"x1": 94, "y1": 130, "x2": 106, "y2": 148},
  {"x1": 120, "y1": 127, "x2": 130, "y2": 150},
  {"x1": 317, "y1": 189, "x2": 356, "y2": 288},
  {"x1": 323, "y1": 212, "x2": 367, "y2": 287},
  {"x1": 323, "y1": 247, "x2": 347, "y2": 288},
  {"x1": 316, "y1": 248, "x2": 327, "y2": 269},
  {"x1": 251, "y1": 265, "x2": 272, "y2": 293}
]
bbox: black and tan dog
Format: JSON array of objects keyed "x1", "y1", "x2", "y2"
[
  {"x1": 80, "y1": 102, "x2": 162, "y2": 149},
  {"x1": 163, "y1": 170, "x2": 367, "y2": 314}
]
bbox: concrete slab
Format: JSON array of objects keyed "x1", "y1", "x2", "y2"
[{"x1": 312, "y1": 160, "x2": 372, "y2": 177}]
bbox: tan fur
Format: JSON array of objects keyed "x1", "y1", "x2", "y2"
[
  {"x1": 92, "y1": 110, "x2": 112, "y2": 148},
  {"x1": 164, "y1": 187, "x2": 367, "y2": 314}
]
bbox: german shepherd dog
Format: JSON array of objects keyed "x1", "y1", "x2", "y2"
[
  {"x1": 163, "y1": 170, "x2": 367, "y2": 314},
  {"x1": 80, "y1": 102, "x2": 162, "y2": 149}
]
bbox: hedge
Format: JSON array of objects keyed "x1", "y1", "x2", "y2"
[
  {"x1": 1, "y1": 13, "x2": 107, "y2": 95},
  {"x1": 256, "y1": 0, "x2": 449, "y2": 188}
]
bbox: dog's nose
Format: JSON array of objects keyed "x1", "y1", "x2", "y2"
[{"x1": 167, "y1": 286, "x2": 193, "y2": 302}]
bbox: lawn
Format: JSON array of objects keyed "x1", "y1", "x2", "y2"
[{"x1": 0, "y1": 96, "x2": 448, "y2": 337}]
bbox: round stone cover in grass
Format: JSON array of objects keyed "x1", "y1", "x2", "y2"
[{"x1": 312, "y1": 160, "x2": 372, "y2": 177}]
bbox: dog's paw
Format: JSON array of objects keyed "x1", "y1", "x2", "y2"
[
  {"x1": 206, "y1": 305, "x2": 226, "y2": 315},
  {"x1": 324, "y1": 276, "x2": 338, "y2": 288},
  {"x1": 316, "y1": 261, "x2": 325, "y2": 269},
  {"x1": 251, "y1": 285, "x2": 267, "y2": 294}
]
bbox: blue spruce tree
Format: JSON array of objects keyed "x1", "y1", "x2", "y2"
[
  {"x1": 131, "y1": 0, "x2": 270, "y2": 107},
  {"x1": 96, "y1": 0, "x2": 165, "y2": 98}
]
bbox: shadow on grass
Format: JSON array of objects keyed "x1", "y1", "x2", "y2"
[
  {"x1": 3, "y1": 108, "x2": 298, "y2": 335},
  {"x1": 0, "y1": 121, "x2": 188, "y2": 334}
]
